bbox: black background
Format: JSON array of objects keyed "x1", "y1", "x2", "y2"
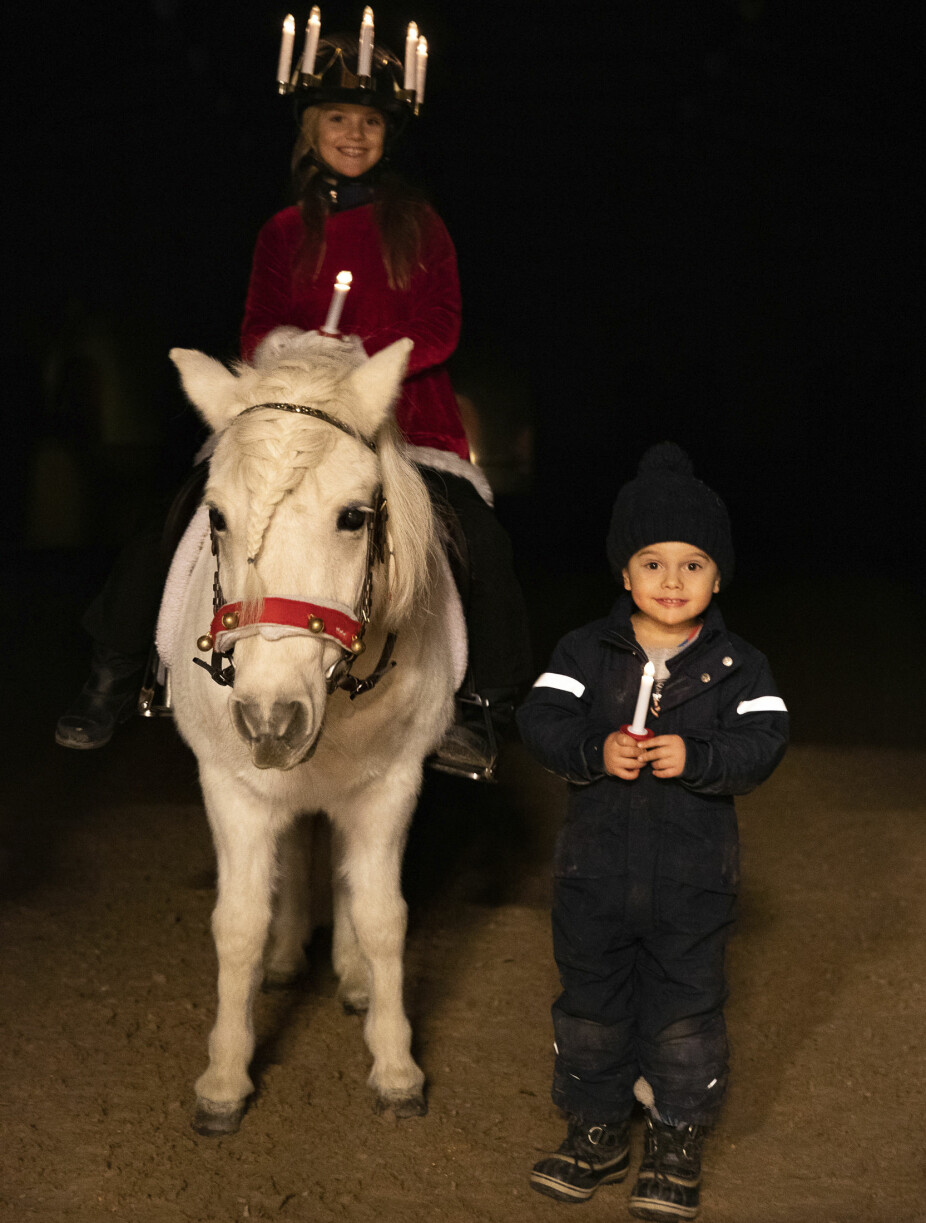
[{"x1": 4, "y1": 1, "x2": 922, "y2": 719}]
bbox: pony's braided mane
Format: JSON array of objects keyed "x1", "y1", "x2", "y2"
[{"x1": 213, "y1": 348, "x2": 440, "y2": 629}]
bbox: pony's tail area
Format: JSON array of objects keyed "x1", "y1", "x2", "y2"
[{"x1": 377, "y1": 422, "x2": 439, "y2": 628}]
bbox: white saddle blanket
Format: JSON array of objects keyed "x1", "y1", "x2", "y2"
[{"x1": 155, "y1": 446, "x2": 487, "y2": 691}]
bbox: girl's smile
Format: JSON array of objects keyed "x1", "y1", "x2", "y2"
[{"x1": 316, "y1": 104, "x2": 386, "y2": 178}]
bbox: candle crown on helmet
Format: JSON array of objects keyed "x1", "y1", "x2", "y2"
[
  {"x1": 295, "y1": 38, "x2": 415, "y2": 119},
  {"x1": 277, "y1": 10, "x2": 426, "y2": 132}
]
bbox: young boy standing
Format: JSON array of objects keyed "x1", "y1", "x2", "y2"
[{"x1": 517, "y1": 443, "x2": 788, "y2": 1221}]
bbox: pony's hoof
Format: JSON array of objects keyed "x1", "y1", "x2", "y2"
[
  {"x1": 373, "y1": 1091, "x2": 428, "y2": 1119},
  {"x1": 192, "y1": 1100, "x2": 247, "y2": 1137}
]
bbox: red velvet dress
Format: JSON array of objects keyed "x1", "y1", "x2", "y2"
[{"x1": 241, "y1": 204, "x2": 468, "y2": 460}]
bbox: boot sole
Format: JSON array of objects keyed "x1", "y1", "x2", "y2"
[
  {"x1": 530, "y1": 1166, "x2": 628, "y2": 1203},
  {"x1": 628, "y1": 1196, "x2": 700, "y2": 1221},
  {"x1": 55, "y1": 727, "x2": 116, "y2": 750}
]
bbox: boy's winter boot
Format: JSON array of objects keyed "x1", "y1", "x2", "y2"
[
  {"x1": 530, "y1": 1117, "x2": 630, "y2": 1202},
  {"x1": 628, "y1": 1114, "x2": 705, "y2": 1221}
]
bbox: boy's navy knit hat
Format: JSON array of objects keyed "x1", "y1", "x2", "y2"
[{"x1": 607, "y1": 442, "x2": 735, "y2": 587}]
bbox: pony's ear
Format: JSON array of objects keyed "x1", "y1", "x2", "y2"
[
  {"x1": 346, "y1": 339, "x2": 413, "y2": 434},
  {"x1": 169, "y1": 348, "x2": 241, "y2": 433}
]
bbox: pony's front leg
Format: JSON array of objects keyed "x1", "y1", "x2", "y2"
[
  {"x1": 264, "y1": 819, "x2": 311, "y2": 988},
  {"x1": 337, "y1": 789, "x2": 425, "y2": 1118},
  {"x1": 194, "y1": 779, "x2": 279, "y2": 1136}
]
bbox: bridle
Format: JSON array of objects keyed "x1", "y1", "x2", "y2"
[{"x1": 192, "y1": 401, "x2": 397, "y2": 699}]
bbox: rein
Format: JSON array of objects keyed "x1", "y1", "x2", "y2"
[{"x1": 193, "y1": 401, "x2": 396, "y2": 700}]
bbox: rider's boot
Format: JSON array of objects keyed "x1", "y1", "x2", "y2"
[
  {"x1": 55, "y1": 642, "x2": 148, "y2": 749},
  {"x1": 430, "y1": 686, "x2": 519, "y2": 782}
]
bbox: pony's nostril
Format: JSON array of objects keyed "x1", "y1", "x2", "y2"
[
  {"x1": 231, "y1": 698, "x2": 309, "y2": 746},
  {"x1": 273, "y1": 700, "x2": 307, "y2": 744}
]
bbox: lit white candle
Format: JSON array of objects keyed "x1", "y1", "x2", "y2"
[
  {"x1": 301, "y1": 7, "x2": 321, "y2": 76},
  {"x1": 277, "y1": 14, "x2": 296, "y2": 90},
  {"x1": 629, "y1": 661, "x2": 656, "y2": 735},
  {"x1": 403, "y1": 22, "x2": 419, "y2": 90},
  {"x1": 322, "y1": 270, "x2": 352, "y2": 333},
  {"x1": 357, "y1": 7, "x2": 374, "y2": 77},
  {"x1": 415, "y1": 35, "x2": 428, "y2": 105}
]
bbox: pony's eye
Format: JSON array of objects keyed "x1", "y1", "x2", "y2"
[
  {"x1": 209, "y1": 507, "x2": 227, "y2": 532},
  {"x1": 337, "y1": 506, "x2": 367, "y2": 532}
]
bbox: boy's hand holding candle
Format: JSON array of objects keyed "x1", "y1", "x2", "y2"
[
  {"x1": 605, "y1": 660, "x2": 686, "y2": 780},
  {"x1": 604, "y1": 731, "x2": 687, "y2": 780},
  {"x1": 604, "y1": 730, "x2": 649, "y2": 780}
]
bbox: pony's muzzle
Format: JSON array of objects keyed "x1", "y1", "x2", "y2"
[{"x1": 230, "y1": 697, "x2": 319, "y2": 770}]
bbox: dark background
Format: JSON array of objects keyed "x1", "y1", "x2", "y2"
[{"x1": 3, "y1": 0, "x2": 922, "y2": 741}]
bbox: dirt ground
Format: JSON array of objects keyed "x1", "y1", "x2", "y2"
[{"x1": 2, "y1": 562, "x2": 925, "y2": 1223}]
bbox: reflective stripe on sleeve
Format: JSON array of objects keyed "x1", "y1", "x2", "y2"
[
  {"x1": 737, "y1": 696, "x2": 788, "y2": 714},
  {"x1": 533, "y1": 672, "x2": 586, "y2": 698}
]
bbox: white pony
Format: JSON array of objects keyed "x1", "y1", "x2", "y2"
[{"x1": 167, "y1": 330, "x2": 457, "y2": 1135}]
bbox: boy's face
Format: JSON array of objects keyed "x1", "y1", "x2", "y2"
[{"x1": 622, "y1": 541, "x2": 720, "y2": 633}]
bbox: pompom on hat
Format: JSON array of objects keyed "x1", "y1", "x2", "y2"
[{"x1": 606, "y1": 442, "x2": 734, "y2": 587}]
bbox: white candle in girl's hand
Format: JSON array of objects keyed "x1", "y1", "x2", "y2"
[
  {"x1": 277, "y1": 14, "x2": 295, "y2": 89},
  {"x1": 415, "y1": 36, "x2": 428, "y2": 104},
  {"x1": 358, "y1": 7, "x2": 374, "y2": 77},
  {"x1": 403, "y1": 22, "x2": 418, "y2": 90},
  {"x1": 301, "y1": 7, "x2": 321, "y2": 76},
  {"x1": 322, "y1": 271, "x2": 352, "y2": 333},
  {"x1": 629, "y1": 661, "x2": 656, "y2": 735}
]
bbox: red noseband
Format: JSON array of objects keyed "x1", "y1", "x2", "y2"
[{"x1": 209, "y1": 598, "x2": 363, "y2": 651}]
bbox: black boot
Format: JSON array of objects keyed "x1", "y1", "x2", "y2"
[
  {"x1": 429, "y1": 687, "x2": 519, "y2": 783},
  {"x1": 530, "y1": 1117, "x2": 630, "y2": 1203},
  {"x1": 628, "y1": 1114, "x2": 705, "y2": 1221},
  {"x1": 55, "y1": 644, "x2": 148, "y2": 750}
]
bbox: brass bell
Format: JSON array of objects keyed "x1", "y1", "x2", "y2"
[
  {"x1": 308, "y1": 616, "x2": 325, "y2": 634},
  {"x1": 221, "y1": 610, "x2": 239, "y2": 630},
  {"x1": 349, "y1": 636, "x2": 366, "y2": 655},
  {"x1": 197, "y1": 633, "x2": 214, "y2": 652}
]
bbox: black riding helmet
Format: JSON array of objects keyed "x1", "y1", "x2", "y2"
[{"x1": 292, "y1": 34, "x2": 416, "y2": 145}]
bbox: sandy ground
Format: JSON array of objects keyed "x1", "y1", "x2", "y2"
[{"x1": 2, "y1": 562, "x2": 925, "y2": 1223}]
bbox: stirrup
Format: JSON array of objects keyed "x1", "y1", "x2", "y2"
[
  {"x1": 427, "y1": 691, "x2": 500, "y2": 784},
  {"x1": 138, "y1": 643, "x2": 173, "y2": 718}
]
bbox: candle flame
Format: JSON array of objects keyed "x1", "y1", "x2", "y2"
[
  {"x1": 417, "y1": 35, "x2": 428, "y2": 56},
  {"x1": 362, "y1": 6, "x2": 373, "y2": 25},
  {"x1": 336, "y1": 270, "x2": 352, "y2": 286},
  {"x1": 643, "y1": 661, "x2": 655, "y2": 677},
  {"x1": 407, "y1": 20, "x2": 418, "y2": 37},
  {"x1": 283, "y1": 13, "x2": 295, "y2": 33},
  {"x1": 309, "y1": 6, "x2": 320, "y2": 24}
]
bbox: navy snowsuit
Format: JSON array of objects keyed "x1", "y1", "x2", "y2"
[{"x1": 517, "y1": 594, "x2": 788, "y2": 1127}]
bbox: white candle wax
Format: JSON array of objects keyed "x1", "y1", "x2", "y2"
[
  {"x1": 277, "y1": 14, "x2": 295, "y2": 88},
  {"x1": 629, "y1": 661, "x2": 656, "y2": 735},
  {"x1": 403, "y1": 22, "x2": 418, "y2": 90},
  {"x1": 415, "y1": 36, "x2": 428, "y2": 105},
  {"x1": 322, "y1": 271, "x2": 352, "y2": 333},
  {"x1": 301, "y1": 7, "x2": 321, "y2": 76},
  {"x1": 358, "y1": 7, "x2": 374, "y2": 77}
]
